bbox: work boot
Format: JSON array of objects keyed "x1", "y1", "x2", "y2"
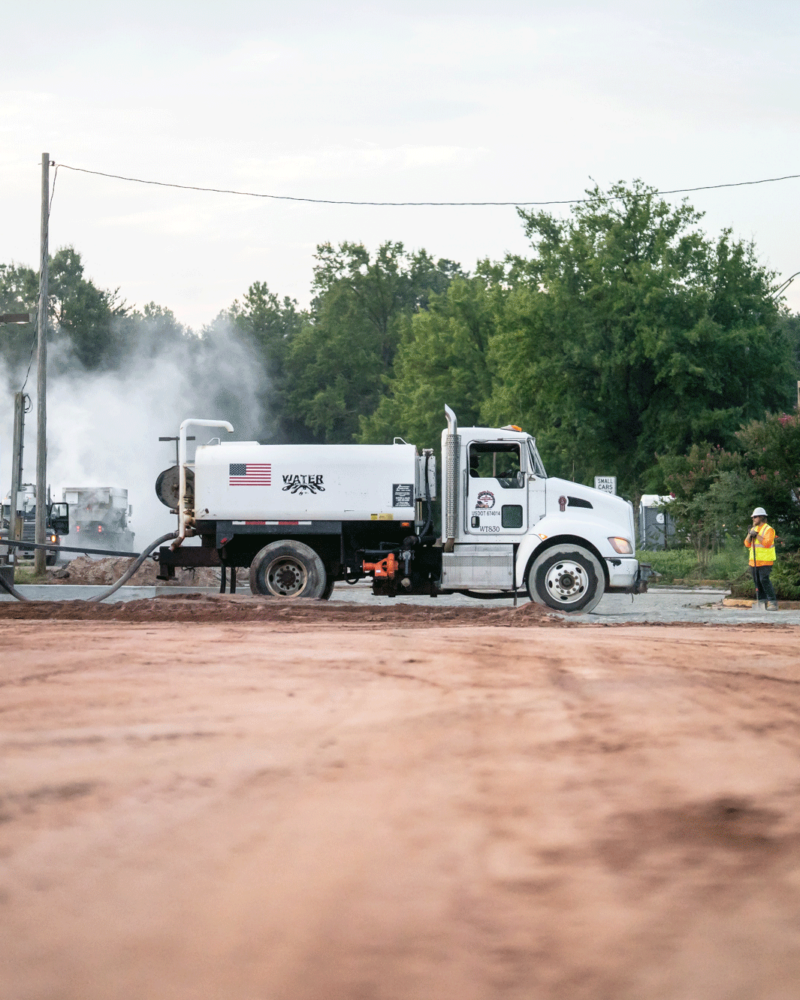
[{"x1": 766, "y1": 601, "x2": 779, "y2": 611}]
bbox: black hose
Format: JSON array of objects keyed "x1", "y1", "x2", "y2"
[
  {"x1": 0, "y1": 531, "x2": 177, "y2": 604},
  {"x1": 0, "y1": 572, "x2": 30, "y2": 601},
  {"x1": 421, "y1": 453, "x2": 433, "y2": 539},
  {"x1": 87, "y1": 532, "x2": 178, "y2": 602}
]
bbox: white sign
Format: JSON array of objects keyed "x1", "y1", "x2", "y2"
[{"x1": 594, "y1": 476, "x2": 617, "y2": 495}]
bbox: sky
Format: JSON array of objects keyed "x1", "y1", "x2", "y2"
[{"x1": 2, "y1": 0, "x2": 800, "y2": 329}]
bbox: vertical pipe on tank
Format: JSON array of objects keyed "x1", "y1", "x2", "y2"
[
  {"x1": 444, "y1": 405, "x2": 460, "y2": 553},
  {"x1": 173, "y1": 418, "x2": 234, "y2": 549}
]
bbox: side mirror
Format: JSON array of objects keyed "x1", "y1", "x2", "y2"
[{"x1": 49, "y1": 501, "x2": 70, "y2": 536}]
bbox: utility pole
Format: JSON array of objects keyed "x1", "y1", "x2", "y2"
[
  {"x1": 0, "y1": 314, "x2": 33, "y2": 550},
  {"x1": 34, "y1": 153, "x2": 50, "y2": 576},
  {"x1": 8, "y1": 392, "x2": 27, "y2": 547}
]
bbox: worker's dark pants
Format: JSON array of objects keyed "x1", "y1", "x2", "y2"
[{"x1": 752, "y1": 565, "x2": 777, "y2": 603}]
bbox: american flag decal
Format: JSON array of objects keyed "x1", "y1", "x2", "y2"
[{"x1": 229, "y1": 463, "x2": 272, "y2": 486}]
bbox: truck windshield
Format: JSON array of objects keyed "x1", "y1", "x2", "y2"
[{"x1": 527, "y1": 440, "x2": 547, "y2": 478}]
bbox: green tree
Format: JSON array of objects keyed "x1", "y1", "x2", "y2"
[
  {"x1": 231, "y1": 282, "x2": 309, "y2": 442},
  {"x1": 485, "y1": 181, "x2": 795, "y2": 490},
  {"x1": 655, "y1": 445, "x2": 744, "y2": 569},
  {"x1": 48, "y1": 247, "x2": 128, "y2": 370},
  {"x1": 359, "y1": 268, "x2": 501, "y2": 448},
  {"x1": 284, "y1": 242, "x2": 463, "y2": 442},
  {"x1": 0, "y1": 262, "x2": 39, "y2": 383},
  {"x1": 653, "y1": 409, "x2": 800, "y2": 569},
  {"x1": 734, "y1": 411, "x2": 800, "y2": 548},
  {"x1": 780, "y1": 311, "x2": 800, "y2": 376},
  {"x1": 0, "y1": 247, "x2": 127, "y2": 381}
]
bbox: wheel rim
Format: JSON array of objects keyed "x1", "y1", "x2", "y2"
[
  {"x1": 265, "y1": 557, "x2": 308, "y2": 597},
  {"x1": 544, "y1": 560, "x2": 587, "y2": 605}
]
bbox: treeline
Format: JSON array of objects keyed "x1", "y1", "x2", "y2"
[{"x1": 2, "y1": 181, "x2": 798, "y2": 509}]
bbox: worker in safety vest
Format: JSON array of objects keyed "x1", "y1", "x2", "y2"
[{"x1": 744, "y1": 507, "x2": 778, "y2": 610}]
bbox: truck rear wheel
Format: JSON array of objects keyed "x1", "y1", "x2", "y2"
[
  {"x1": 527, "y1": 544, "x2": 604, "y2": 614},
  {"x1": 249, "y1": 540, "x2": 328, "y2": 599}
]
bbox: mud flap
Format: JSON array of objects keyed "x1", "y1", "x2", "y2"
[{"x1": 633, "y1": 562, "x2": 661, "y2": 593}]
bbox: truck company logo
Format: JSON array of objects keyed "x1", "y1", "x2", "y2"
[
  {"x1": 282, "y1": 474, "x2": 325, "y2": 495},
  {"x1": 229, "y1": 463, "x2": 271, "y2": 486},
  {"x1": 475, "y1": 490, "x2": 495, "y2": 509}
]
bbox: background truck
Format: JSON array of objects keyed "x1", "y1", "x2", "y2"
[
  {"x1": 156, "y1": 409, "x2": 643, "y2": 612},
  {"x1": 1, "y1": 484, "x2": 69, "y2": 565},
  {"x1": 60, "y1": 487, "x2": 135, "y2": 555}
]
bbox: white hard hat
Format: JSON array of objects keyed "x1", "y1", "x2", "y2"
[{"x1": 751, "y1": 507, "x2": 767, "y2": 517}]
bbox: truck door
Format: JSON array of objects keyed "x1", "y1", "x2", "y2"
[
  {"x1": 527, "y1": 439, "x2": 547, "y2": 526},
  {"x1": 465, "y1": 440, "x2": 528, "y2": 537}
]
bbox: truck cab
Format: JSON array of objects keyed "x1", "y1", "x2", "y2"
[
  {"x1": 1, "y1": 485, "x2": 69, "y2": 565},
  {"x1": 438, "y1": 409, "x2": 638, "y2": 613}
]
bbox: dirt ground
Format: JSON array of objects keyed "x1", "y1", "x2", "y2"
[
  {"x1": 2, "y1": 603, "x2": 800, "y2": 1000},
  {"x1": 46, "y1": 555, "x2": 233, "y2": 587}
]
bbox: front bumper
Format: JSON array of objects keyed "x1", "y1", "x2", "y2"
[{"x1": 605, "y1": 556, "x2": 640, "y2": 592}]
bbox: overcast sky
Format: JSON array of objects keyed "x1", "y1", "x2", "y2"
[{"x1": 3, "y1": 0, "x2": 800, "y2": 328}]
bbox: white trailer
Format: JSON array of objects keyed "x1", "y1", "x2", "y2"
[{"x1": 156, "y1": 408, "x2": 643, "y2": 612}]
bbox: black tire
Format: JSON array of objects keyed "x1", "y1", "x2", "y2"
[
  {"x1": 527, "y1": 544, "x2": 604, "y2": 614},
  {"x1": 249, "y1": 540, "x2": 327, "y2": 599},
  {"x1": 321, "y1": 576, "x2": 335, "y2": 601}
]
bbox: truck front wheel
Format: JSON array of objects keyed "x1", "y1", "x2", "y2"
[
  {"x1": 249, "y1": 540, "x2": 328, "y2": 599},
  {"x1": 527, "y1": 544, "x2": 604, "y2": 614}
]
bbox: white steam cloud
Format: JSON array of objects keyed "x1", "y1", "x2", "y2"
[{"x1": 1, "y1": 318, "x2": 265, "y2": 552}]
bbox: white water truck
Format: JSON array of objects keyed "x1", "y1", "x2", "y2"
[{"x1": 155, "y1": 408, "x2": 646, "y2": 613}]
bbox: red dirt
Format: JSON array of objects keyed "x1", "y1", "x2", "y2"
[
  {"x1": 2, "y1": 618, "x2": 799, "y2": 999},
  {"x1": 47, "y1": 554, "x2": 236, "y2": 587},
  {"x1": 0, "y1": 593, "x2": 566, "y2": 626}
]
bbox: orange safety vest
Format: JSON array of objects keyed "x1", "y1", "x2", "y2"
[{"x1": 744, "y1": 523, "x2": 776, "y2": 567}]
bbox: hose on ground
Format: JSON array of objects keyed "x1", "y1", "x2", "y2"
[
  {"x1": 0, "y1": 572, "x2": 30, "y2": 601},
  {"x1": 0, "y1": 531, "x2": 177, "y2": 604},
  {"x1": 87, "y1": 532, "x2": 178, "y2": 602}
]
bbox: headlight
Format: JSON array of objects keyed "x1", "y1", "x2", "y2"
[{"x1": 608, "y1": 536, "x2": 633, "y2": 554}]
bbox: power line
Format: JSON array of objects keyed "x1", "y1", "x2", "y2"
[
  {"x1": 19, "y1": 318, "x2": 38, "y2": 393},
  {"x1": 56, "y1": 162, "x2": 800, "y2": 208}
]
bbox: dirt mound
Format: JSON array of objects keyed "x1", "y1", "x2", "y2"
[
  {"x1": 47, "y1": 556, "x2": 243, "y2": 588},
  {"x1": 0, "y1": 593, "x2": 572, "y2": 627}
]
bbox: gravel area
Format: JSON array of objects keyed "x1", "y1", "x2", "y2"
[
  {"x1": 331, "y1": 583, "x2": 800, "y2": 625},
  {"x1": 3, "y1": 578, "x2": 799, "y2": 624}
]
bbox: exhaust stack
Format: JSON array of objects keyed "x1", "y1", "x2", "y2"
[{"x1": 444, "y1": 405, "x2": 460, "y2": 553}]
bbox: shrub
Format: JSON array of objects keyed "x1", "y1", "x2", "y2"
[
  {"x1": 638, "y1": 549, "x2": 698, "y2": 583},
  {"x1": 729, "y1": 551, "x2": 800, "y2": 600},
  {"x1": 641, "y1": 536, "x2": 748, "y2": 583},
  {"x1": 774, "y1": 553, "x2": 800, "y2": 600}
]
